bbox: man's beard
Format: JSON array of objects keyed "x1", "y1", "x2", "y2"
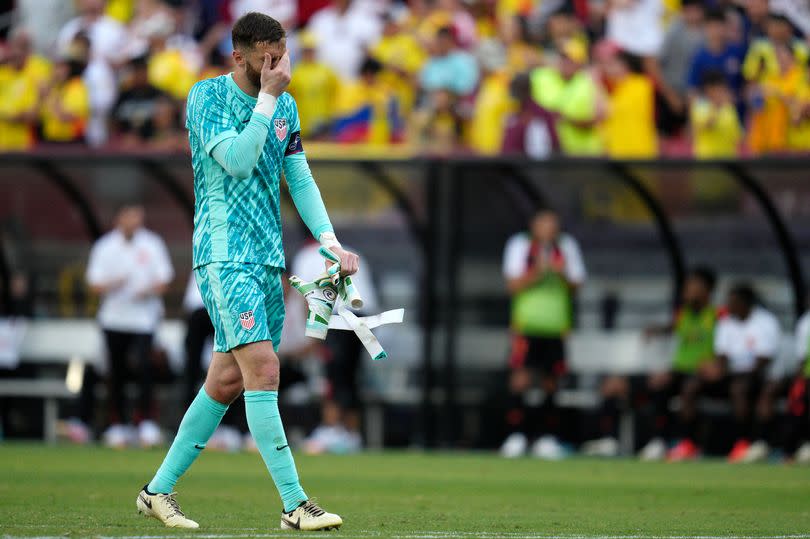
[{"x1": 245, "y1": 62, "x2": 262, "y2": 89}]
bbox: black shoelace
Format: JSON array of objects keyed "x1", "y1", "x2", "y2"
[
  {"x1": 164, "y1": 494, "x2": 185, "y2": 517},
  {"x1": 300, "y1": 500, "x2": 325, "y2": 517}
]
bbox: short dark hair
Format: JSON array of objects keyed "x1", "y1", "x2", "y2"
[
  {"x1": 359, "y1": 56, "x2": 382, "y2": 76},
  {"x1": 509, "y1": 72, "x2": 532, "y2": 102},
  {"x1": 768, "y1": 12, "x2": 792, "y2": 25},
  {"x1": 232, "y1": 12, "x2": 285, "y2": 50},
  {"x1": 701, "y1": 69, "x2": 727, "y2": 89},
  {"x1": 688, "y1": 266, "x2": 717, "y2": 291},
  {"x1": 729, "y1": 282, "x2": 757, "y2": 307},
  {"x1": 705, "y1": 8, "x2": 726, "y2": 24}
]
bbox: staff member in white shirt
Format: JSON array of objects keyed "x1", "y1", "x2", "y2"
[
  {"x1": 682, "y1": 283, "x2": 781, "y2": 462},
  {"x1": 85, "y1": 204, "x2": 174, "y2": 448}
]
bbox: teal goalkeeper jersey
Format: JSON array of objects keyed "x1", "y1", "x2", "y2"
[{"x1": 187, "y1": 74, "x2": 303, "y2": 270}]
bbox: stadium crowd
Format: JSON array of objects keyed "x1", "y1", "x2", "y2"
[{"x1": 2, "y1": 0, "x2": 810, "y2": 157}]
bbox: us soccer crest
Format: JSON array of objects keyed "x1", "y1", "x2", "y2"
[
  {"x1": 239, "y1": 310, "x2": 255, "y2": 331},
  {"x1": 274, "y1": 118, "x2": 287, "y2": 141}
]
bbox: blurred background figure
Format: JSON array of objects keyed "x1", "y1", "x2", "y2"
[
  {"x1": 686, "y1": 9, "x2": 745, "y2": 122},
  {"x1": 743, "y1": 13, "x2": 809, "y2": 155},
  {"x1": 420, "y1": 26, "x2": 479, "y2": 98},
  {"x1": 288, "y1": 31, "x2": 339, "y2": 139},
  {"x1": 307, "y1": 0, "x2": 382, "y2": 81},
  {"x1": 291, "y1": 239, "x2": 378, "y2": 455},
  {"x1": 39, "y1": 36, "x2": 91, "y2": 145},
  {"x1": 690, "y1": 70, "x2": 742, "y2": 159},
  {"x1": 501, "y1": 72, "x2": 559, "y2": 159},
  {"x1": 583, "y1": 267, "x2": 719, "y2": 459},
  {"x1": 668, "y1": 284, "x2": 781, "y2": 462},
  {"x1": 656, "y1": 0, "x2": 704, "y2": 137},
  {"x1": 83, "y1": 204, "x2": 174, "y2": 448},
  {"x1": 597, "y1": 43, "x2": 658, "y2": 158},
  {"x1": 56, "y1": 0, "x2": 124, "y2": 146},
  {"x1": 111, "y1": 55, "x2": 174, "y2": 149},
  {"x1": 787, "y1": 303, "x2": 810, "y2": 464},
  {"x1": 530, "y1": 38, "x2": 602, "y2": 156},
  {"x1": 500, "y1": 209, "x2": 586, "y2": 459},
  {"x1": 0, "y1": 27, "x2": 51, "y2": 151}
]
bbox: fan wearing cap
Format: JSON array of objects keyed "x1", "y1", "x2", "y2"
[{"x1": 529, "y1": 38, "x2": 603, "y2": 156}]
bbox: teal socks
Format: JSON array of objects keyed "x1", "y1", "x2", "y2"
[
  {"x1": 244, "y1": 390, "x2": 307, "y2": 512},
  {"x1": 147, "y1": 387, "x2": 228, "y2": 494}
]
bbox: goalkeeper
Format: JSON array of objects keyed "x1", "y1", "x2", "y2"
[{"x1": 136, "y1": 12, "x2": 355, "y2": 532}]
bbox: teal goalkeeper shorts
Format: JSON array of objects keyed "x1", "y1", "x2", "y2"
[{"x1": 194, "y1": 262, "x2": 285, "y2": 353}]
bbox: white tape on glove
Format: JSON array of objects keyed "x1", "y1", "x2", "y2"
[{"x1": 289, "y1": 251, "x2": 403, "y2": 360}]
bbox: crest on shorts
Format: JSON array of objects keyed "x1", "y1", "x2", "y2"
[
  {"x1": 239, "y1": 310, "x2": 255, "y2": 331},
  {"x1": 274, "y1": 118, "x2": 287, "y2": 141}
]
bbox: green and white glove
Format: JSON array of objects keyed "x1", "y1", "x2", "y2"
[
  {"x1": 288, "y1": 246, "x2": 404, "y2": 360},
  {"x1": 288, "y1": 273, "x2": 339, "y2": 340}
]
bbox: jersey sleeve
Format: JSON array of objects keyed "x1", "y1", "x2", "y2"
[
  {"x1": 714, "y1": 319, "x2": 731, "y2": 356},
  {"x1": 795, "y1": 313, "x2": 810, "y2": 361},
  {"x1": 502, "y1": 235, "x2": 528, "y2": 279},
  {"x1": 186, "y1": 80, "x2": 238, "y2": 155},
  {"x1": 754, "y1": 313, "x2": 781, "y2": 358},
  {"x1": 560, "y1": 234, "x2": 586, "y2": 285},
  {"x1": 85, "y1": 240, "x2": 107, "y2": 286},
  {"x1": 283, "y1": 95, "x2": 304, "y2": 157}
]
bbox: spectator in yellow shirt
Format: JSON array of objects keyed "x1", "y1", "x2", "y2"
[
  {"x1": 288, "y1": 32, "x2": 340, "y2": 139},
  {"x1": 747, "y1": 43, "x2": 805, "y2": 154},
  {"x1": 40, "y1": 54, "x2": 91, "y2": 143},
  {"x1": 599, "y1": 46, "x2": 658, "y2": 158},
  {"x1": 789, "y1": 81, "x2": 810, "y2": 152},
  {"x1": 0, "y1": 28, "x2": 52, "y2": 151},
  {"x1": 333, "y1": 57, "x2": 397, "y2": 144},
  {"x1": 744, "y1": 13, "x2": 809, "y2": 154},
  {"x1": 690, "y1": 70, "x2": 742, "y2": 158},
  {"x1": 371, "y1": 12, "x2": 427, "y2": 119},
  {"x1": 145, "y1": 15, "x2": 199, "y2": 101},
  {"x1": 468, "y1": 39, "x2": 515, "y2": 155}
]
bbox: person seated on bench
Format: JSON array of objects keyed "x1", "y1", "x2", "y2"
[
  {"x1": 582, "y1": 266, "x2": 720, "y2": 460},
  {"x1": 670, "y1": 283, "x2": 781, "y2": 462}
]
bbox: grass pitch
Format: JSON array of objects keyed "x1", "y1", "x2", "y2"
[{"x1": 1, "y1": 444, "x2": 809, "y2": 538}]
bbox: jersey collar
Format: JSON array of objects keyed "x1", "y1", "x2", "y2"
[{"x1": 226, "y1": 73, "x2": 258, "y2": 105}]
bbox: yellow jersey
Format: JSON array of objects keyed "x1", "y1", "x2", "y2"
[
  {"x1": 603, "y1": 74, "x2": 658, "y2": 158},
  {"x1": 690, "y1": 99, "x2": 741, "y2": 158},
  {"x1": 0, "y1": 55, "x2": 52, "y2": 150},
  {"x1": 41, "y1": 77, "x2": 90, "y2": 142},
  {"x1": 149, "y1": 49, "x2": 198, "y2": 100},
  {"x1": 468, "y1": 72, "x2": 515, "y2": 155},
  {"x1": 288, "y1": 61, "x2": 340, "y2": 137}
]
